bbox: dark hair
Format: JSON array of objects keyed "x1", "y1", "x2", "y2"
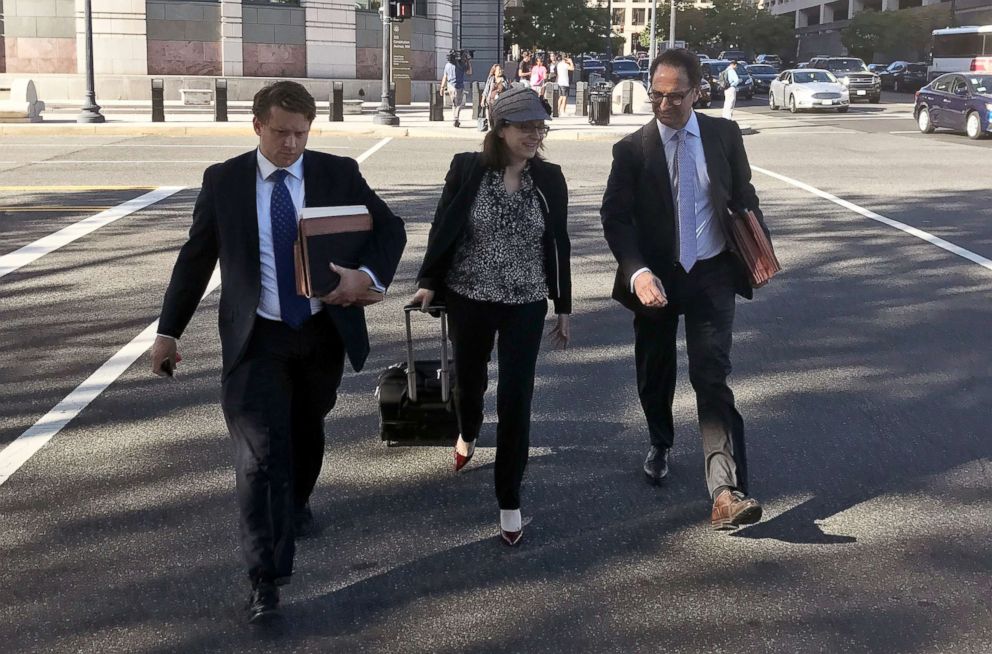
[
  {"x1": 479, "y1": 121, "x2": 545, "y2": 170},
  {"x1": 648, "y1": 48, "x2": 702, "y2": 88},
  {"x1": 252, "y1": 81, "x2": 316, "y2": 123}
]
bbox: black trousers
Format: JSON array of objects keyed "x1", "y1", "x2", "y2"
[
  {"x1": 221, "y1": 313, "x2": 345, "y2": 585},
  {"x1": 446, "y1": 292, "x2": 548, "y2": 511},
  {"x1": 633, "y1": 251, "x2": 748, "y2": 498}
]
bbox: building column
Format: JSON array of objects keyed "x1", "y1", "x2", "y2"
[
  {"x1": 821, "y1": 3, "x2": 834, "y2": 23},
  {"x1": 920, "y1": 0, "x2": 940, "y2": 6},
  {"x1": 304, "y1": 0, "x2": 356, "y2": 78},
  {"x1": 796, "y1": 9, "x2": 809, "y2": 28},
  {"x1": 221, "y1": 0, "x2": 243, "y2": 77},
  {"x1": 430, "y1": 0, "x2": 453, "y2": 79},
  {"x1": 76, "y1": 0, "x2": 148, "y2": 75},
  {"x1": 849, "y1": 0, "x2": 864, "y2": 18},
  {"x1": 881, "y1": 0, "x2": 899, "y2": 10}
]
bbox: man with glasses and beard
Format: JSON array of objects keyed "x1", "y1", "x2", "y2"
[{"x1": 599, "y1": 49, "x2": 772, "y2": 531}]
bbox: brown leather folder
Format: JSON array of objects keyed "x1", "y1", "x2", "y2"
[
  {"x1": 294, "y1": 206, "x2": 373, "y2": 298},
  {"x1": 727, "y1": 208, "x2": 781, "y2": 288}
]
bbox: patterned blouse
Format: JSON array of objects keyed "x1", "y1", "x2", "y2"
[{"x1": 445, "y1": 165, "x2": 548, "y2": 304}]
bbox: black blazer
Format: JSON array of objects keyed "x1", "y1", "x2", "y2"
[
  {"x1": 600, "y1": 113, "x2": 770, "y2": 311},
  {"x1": 417, "y1": 152, "x2": 572, "y2": 314},
  {"x1": 158, "y1": 149, "x2": 406, "y2": 376}
]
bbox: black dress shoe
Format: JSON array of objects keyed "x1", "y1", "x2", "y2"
[
  {"x1": 246, "y1": 581, "x2": 280, "y2": 625},
  {"x1": 643, "y1": 446, "x2": 670, "y2": 484},
  {"x1": 294, "y1": 503, "x2": 315, "y2": 539}
]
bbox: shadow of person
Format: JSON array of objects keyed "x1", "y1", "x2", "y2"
[{"x1": 731, "y1": 497, "x2": 856, "y2": 544}]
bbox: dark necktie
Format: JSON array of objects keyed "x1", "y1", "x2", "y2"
[
  {"x1": 269, "y1": 169, "x2": 311, "y2": 329},
  {"x1": 674, "y1": 129, "x2": 698, "y2": 272}
]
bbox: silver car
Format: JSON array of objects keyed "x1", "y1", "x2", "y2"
[{"x1": 769, "y1": 69, "x2": 850, "y2": 113}]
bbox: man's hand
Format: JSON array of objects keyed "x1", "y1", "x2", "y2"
[
  {"x1": 410, "y1": 288, "x2": 435, "y2": 312},
  {"x1": 151, "y1": 335, "x2": 182, "y2": 378},
  {"x1": 633, "y1": 271, "x2": 668, "y2": 308},
  {"x1": 548, "y1": 314, "x2": 570, "y2": 350},
  {"x1": 320, "y1": 264, "x2": 382, "y2": 307}
]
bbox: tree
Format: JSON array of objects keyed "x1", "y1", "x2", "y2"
[
  {"x1": 842, "y1": 5, "x2": 951, "y2": 62},
  {"x1": 638, "y1": 0, "x2": 790, "y2": 58},
  {"x1": 505, "y1": 0, "x2": 619, "y2": 55}
]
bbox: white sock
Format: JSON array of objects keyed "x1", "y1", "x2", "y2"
[
  {"x1": 455, "y1": 435, "x2": 475, "y2": 457},
  {"x1": 500, "y1": 509, "x2": 522, "y2": 532}
]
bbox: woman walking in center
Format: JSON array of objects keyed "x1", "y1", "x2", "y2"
[
  {"x1": 410, "y1": 87, "x2": 572, "y2": 547},
  {"x1": 529, "y1": 56, "x2": 547, "y2": 98}
]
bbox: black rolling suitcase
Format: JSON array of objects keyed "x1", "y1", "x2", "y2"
[{"x1": 376, "y1": 305, "x2": 459, "y2": 446}]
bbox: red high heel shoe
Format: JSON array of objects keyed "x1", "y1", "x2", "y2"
[
  {"x1": 453, "y1": 436, "x2": 475, "y2": 472},
  {"x1": 499, "y1": 509, "x2": 523, "y2": 546}
]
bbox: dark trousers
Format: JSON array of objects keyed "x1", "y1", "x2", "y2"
[
  {"x1": 221, "y1": 313, "x2": 345, "y2": 585},
  {"x1": 633, "y1": 252, "x2": 748, "y2": 498},
  {"x1": 446, "y1": 292, "x2": 548, "y2": 511}
]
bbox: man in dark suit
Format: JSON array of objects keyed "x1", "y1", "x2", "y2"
[
  {"x1": 150, "y1": 81, "x2": 406, "y2": 623},
  {"x1": 600, "y1": 49, "x2": 770, "y2": 531}
]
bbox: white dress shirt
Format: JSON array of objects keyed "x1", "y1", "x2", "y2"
[{"x1": 630, "y1": 113, "x2": 726, "y2": 290}]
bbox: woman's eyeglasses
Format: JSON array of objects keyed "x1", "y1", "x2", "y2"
[
  {"x1": 647, "y1": 89, "x2": 693, "y2": 106},
  {"x1": 507, "y1": 123, "x2": 551, "y2": 138}
]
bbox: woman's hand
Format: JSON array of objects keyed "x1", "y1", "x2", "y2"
[
  {"x1": 548, "y1": 314, "x2": 570, "y2": 350},
  {"x1": 410, "y1": 288, "x2": 435, "y2": 312}
]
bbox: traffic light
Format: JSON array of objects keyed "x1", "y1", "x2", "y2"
[{"x1": 388, "y1": 0, "x2": 414, "y2": 20}]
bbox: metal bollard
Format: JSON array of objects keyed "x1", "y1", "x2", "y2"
[
  {"x1": 214, "y1": 78, "x2": 228, "y2": 122},
  {"x1": 575, "y1": 82, "x2": 588, "y2": 117},
  {"x1": 388, "y1": 82, "x2": 396, "y2": 111},
  {"x1": 549, "y1": 83, "x2": 560, "y2": 117},
  {"x1": 330, "y1": 81, "x2": 343, "y2": 122},
  {"x1": 429, "y1": 83, "x2": 444, "y2": 121},
  {"x1": 471, "y1": 81, "x2": 482, "y2": 119},
  {"x1": 151, "y1": 78, "x2": 165, "y2": 122}
]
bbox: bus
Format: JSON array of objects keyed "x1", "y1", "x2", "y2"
[{"x1": 929, "y1": 25, "x2": 992, "y2": 80}]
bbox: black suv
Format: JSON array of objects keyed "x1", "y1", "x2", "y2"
[
  {"x1": 878, "y1": 61, "x2": 928, "y2": 93},
  {"x1": 807, "y1": 56, "x2": 881, "y2": 103}
]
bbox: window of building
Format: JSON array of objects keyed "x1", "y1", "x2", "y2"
[
  {"x1": 244, "y1": 0, "x2": 302, "y2": 6},
  {"x1": 612, "y1": 8, "x2": 625, "y2": 25},
  {"x1": 632, "y1": 8, "x2": 646, "y2": 25}
]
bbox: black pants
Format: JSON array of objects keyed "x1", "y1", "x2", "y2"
[
  {"x1": 446, "y1": 292, "x2": 547, "y2": 510},
  {"x1": 221, "y1": 313, "x2": 345, "y2": 585},
  {"x1": 633, "y1": 252, "x2": 748, "y2": 498}
]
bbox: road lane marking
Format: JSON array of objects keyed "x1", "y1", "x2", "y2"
[
  {"x1": 28, "y1": 160, "x2": 220, "y2": 165},
  {"x1": 0, "y1": 186, "x2": 185, "y2": 279},
  {"x1": 0, "y1": 137, "x2": 393, "y2": 486},
  {"x1": 0, "y1": 271, "x2": 221, "y2": 487},
  {"x1": 0, "y1": 206, "x2": 115, "y2": 212},
  {"x1": 0, "y1": 186, "x2": 157, "y2": 191},
  {"x1": 752, "y1": 165, "x2": 992, "y2": 273}
]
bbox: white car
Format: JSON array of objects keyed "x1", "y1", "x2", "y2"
[{"x1": 769, "y1": 69, "x2": 850, "y2": 113}]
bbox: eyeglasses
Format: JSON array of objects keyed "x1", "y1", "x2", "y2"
[
  {"x1": 506, "y1": 123, "x2": 550, "y2": 138},
  {"x1": 647, "y1": 89, "x2": 694, "y2": 106}
]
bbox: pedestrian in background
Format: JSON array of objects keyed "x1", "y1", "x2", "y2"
[
  {"x1": 480, "y1": 64, "x2": 508, "y2": 131},
  {"x1": 517, "y1": 51, "x2": 533, "y2": 88},
  {"x1": 530, "y1": 56, "x2": 547, "y2": 98},
  {"x1": 600, "y1": 49, "x2": 769, "y2": 531},
  {"x1": 440, "y1": 50, "x2": 472, "y2": 128},
  {"x1": 151, "y1": 81, "x2": 406, "y2": 624},
  {"x1": 555, "y1": 54, "x2": 574, "y2": 116},
  {"x1": 722, "y1": 60, "x2": 741, "y2": 121},
  {"x1": 411, "y1": 87, "x2": 572, "y2": 547}
]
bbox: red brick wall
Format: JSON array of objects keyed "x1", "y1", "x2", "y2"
[
  {"x1": 4, "y1": 37, "x2": 76, "y2": 74},
  {"x1": 243, "y1": 43, "x2": 306, "y2": 78},
  {"x1": 147, "y1": 40, "x2": 222, "y2": 76}
]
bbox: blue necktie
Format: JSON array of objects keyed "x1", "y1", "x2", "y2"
[
  {"x1": 269, "y1": 169, "x2": 311, "y2": 329},
  {"x1": 675, "y1": 130, "x2": 698, "y2": 272}
]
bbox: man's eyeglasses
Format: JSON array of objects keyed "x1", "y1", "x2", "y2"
[
  {"x1": 647, "y1": 89, "x2": 694, "y2": 106},
  {"x1": 507, "y1": 123, "x2": 550, "y2": 138}
]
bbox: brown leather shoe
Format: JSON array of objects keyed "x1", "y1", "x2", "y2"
[{"x1": 711, "y1": 489, "x2": 762, "y2": 530}]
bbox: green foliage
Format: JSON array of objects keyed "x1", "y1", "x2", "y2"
[
  {"x1": 842, "y1": 5, "x2": 952, "y2": 61},
  {"x1": 637, "y1": 0, "x2": 792, "y2": 58},
  {"x1": 505, "y1": 0, "x2": 618, "y2": 55}
]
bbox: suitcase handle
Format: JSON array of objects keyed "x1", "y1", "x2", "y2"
[{"x1": 402, "y1": 305, "x2": 450, "y2": 404}]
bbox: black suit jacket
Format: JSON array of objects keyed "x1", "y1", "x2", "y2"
[
  {"x1": 416, "y1": 152, "x2": 572, "y2": 315},
  {"x1": 158, "y1": 149, "x2": 406, "y2": 377},
  {"x1": 600, "y1": 113, "x2": 770, "y2": 311}
]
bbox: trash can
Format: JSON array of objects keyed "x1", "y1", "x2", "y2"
[{"x1": 588, "y1": 85, "x2": 611, "y2": 126}]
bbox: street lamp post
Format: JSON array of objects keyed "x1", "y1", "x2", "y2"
[
  {"x1": 669, "y1": 0, "x2": 676, "y2": 50},
  {"x1": 649, "y1": 0, "x2": 658, "y2": 61},
  {"x1": 373, "y1": 6, "x2": 399, "y2": 126},
  {"x1": 77, "y1": 0, "x2": 105, "y2": 123}
]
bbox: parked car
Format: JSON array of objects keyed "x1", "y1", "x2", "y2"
[
  {"x1": 796, "y1": 61, "x2": 809, "y2": 69},
  {"x1": 806, "y1": 56, "x2": 881, "y2": 103},
  {"x1": 718, "y1": 50, "x2": 749, "y2": 64},
  {"x1": 769, "y1": 69, "x2": 850, "y2": 113},
  {"x1": 879, "y1": 61, "x2": 928, "y2": 92},
  {"x1": 754, "y1": 54, "x2": 782, "y2": 70},
  {"x1": 610, "y1": 59, "x2": 643, "y2": 84},
  {"x1": 867, "y1": 63, "x2": 890, "y2": 74},
  {"x1": 915, "y1": 73, "x2": 992, "y2": 140},
  {"x1": 580, "y1": 57, "x2": 606, "y2": 83},
  {"x1": 700, "y1": 60, "x2": 753, "y2": 100},
  {"x1": 746, "y1": 64, "x2": 779, "y2": 94}
]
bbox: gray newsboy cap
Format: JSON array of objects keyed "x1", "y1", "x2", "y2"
[{"x1": 490, "y1": 86, "x2": 552, "y2": 125}]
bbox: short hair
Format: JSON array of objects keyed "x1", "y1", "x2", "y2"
[
  {"x1": 252, "y1": 81, "x2": 316, "y2": 123},
  {"x1": 648, "y1": 49, "x2": 702, "y2": 88},
  {"x1": 479, "y1": 122, "x2": 545, "y2": 170}
]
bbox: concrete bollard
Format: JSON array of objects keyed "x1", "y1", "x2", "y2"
[
  {"x1": 471, "y1": 81, "x2": 482, "y2": 120},
  {"x1": 549, "y1": 83, "x2": 560, "y2": 117},
  {"x1": 621, "y1": 81, "x2": 634, "y2": 115},
  {"x1": 429, "y1": 83, "x2": 444, "y2": 121},
  {"x1": 151, "y1": 78, "x2": 165, "y2": 123},
  {"x1": 575, "y1": 82, "x2": 589, "y2": 117},
  {"x1": 214, "y1": 78, "x2": 228, "y2": 122},
  {"x1": 330, "y1": 81, "x2": 343, "y2": 122}
]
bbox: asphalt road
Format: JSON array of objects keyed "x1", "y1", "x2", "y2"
[{"x1": 1, "y1": 105, "x2": 990, "y2": 653}]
